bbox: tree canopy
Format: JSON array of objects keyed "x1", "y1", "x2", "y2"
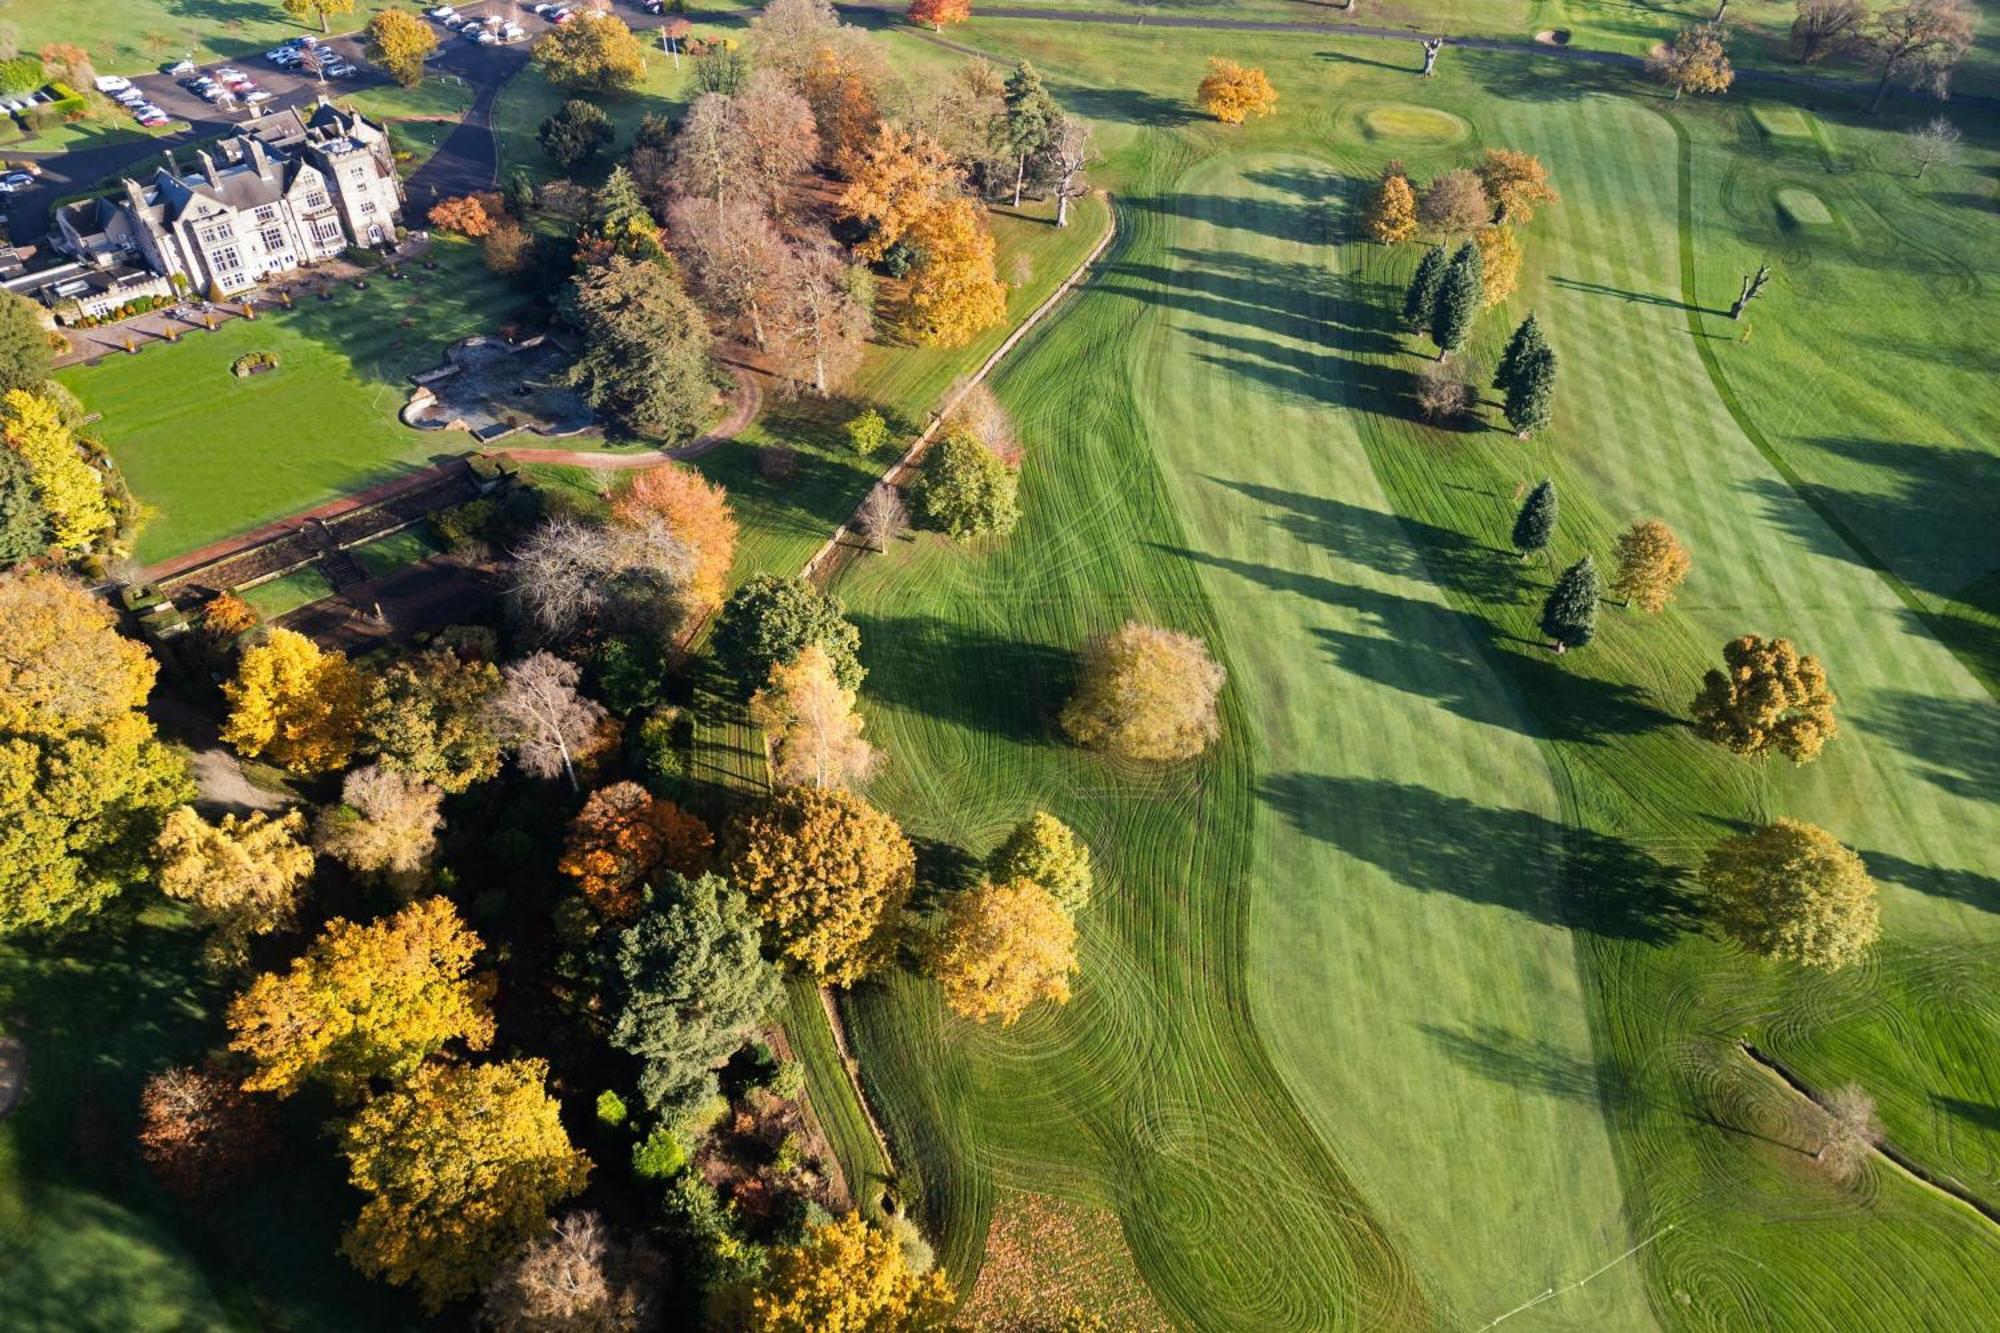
[
  {"x1": 361, "y1": 647, "x2": 504, "y2": 794},
  {"x1": 918, "y1": 429, "x2": 1020, "y2": 540},
  {"x1": 1703, "y1": 819, "x2": 1879, "y2": 969},
  {"x1": 750, "y1": 643, "x2": 880, "y2": 790},
  {"x1": 154, "y1": 806, "x2": 315, "y2": 968},
  {"x1": 1540, "y1": 556, "x2": 1601, "y2": 652},
  {"x1": 745, "y1": 1213, "x2": 955, "y2": 1332},
  {"x1": 564, "y1": 256, "x2": 716, "y2": 445},
  {"x1": 1609, "y1": 519, "x2": 1692, "y2": 613},
  {"x1": 534, "y1": 13, "x2": 648, "y2": 93},
  {"x1": 990, "y1": 812, "x2": 1094, "y2": 914},
  {"x1": 713, "y1": 574, "x2": 865, "y2": 701},
  {"x1": 931, "y1": 879, "x2": 1078, "y2": 1025},
  {"x1": 1689, "y1": 635, "x2": 1837, "y2": 763},
  {"x1": 1060, "y1": 621, "x2": 1226, "y2": 762},
  {"x1": 1196, "y1": 57, "x2": 1277, "y2": 124},
  {"x1": 221, "y1": 628, "x2": 368, "y2": 776},
  {"x1": 1511, "y1": 479, "x2": 1557, "y2": 559},
  {"x1": 364, "y1": 9, "x2": 436, "y2": 88},
  {"x1": 559, "y1": 781, "x2": 714, "y2": 921}
]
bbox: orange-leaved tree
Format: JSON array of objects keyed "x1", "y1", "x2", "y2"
[
  {"x1": 611, "y1": 465, "x2": 740, "y2": 616},
  {"x1": 1197, "y1": 57, "x2": 1277, "y2": 124},
  {"x1": 907, "y1": 0, "x2": 971, "y2": 29},
  {"x1": 1363, "y1": 165, "x2": 1418, "y2": 244},
  {"x1": 559, "y1": 781, "x2": 713, "y2": 921},
  {"x1": 1688, "y1": 635, "x2": 1836, "y2": 764},
  {"x1": 226, "y1": 896, "x2": 496, "y2": 1099},
  {"x1": 837, "y1": 120, "x2": 962, "y2": 262},
  {"x1": 1476, "y1": 149, "x2": 1559, "y2": 224},
  {"x1": 428, "y1": 194, "x2": 495, "y2": 237},
  {"x1": 903, "y1": 195, "x2": 1007, "y2": 347}
]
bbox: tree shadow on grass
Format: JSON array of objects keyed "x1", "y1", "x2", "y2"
[
  {"x1": 1860, "y1": 849, "x2": 2000, "y2": 914},
  {"x1": 849, "y1": 611, "x2": 1075, "y2": 745},
  {"x1": 1259, "y1": 773, "x2": 1693, "y2": 943},
  {"x1": 1053, "y1": 83, "x2": 1199, "y2": 129},
  {"x1": 1420, "y1": 1021, "x2": 1639, "y2": 1108},
  {"x1": 1934, "y1": 1095, "x2": 2000, "y2": 1133},
  {"x1": 1121, "y1": 190, "x2": 1330, "y2": 244},
  {"x1": 1864, "y1": 691, "x2": 2000, "y2": 803}
]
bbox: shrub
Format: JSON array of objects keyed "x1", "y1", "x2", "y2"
[
  {"x1": 1414, "y1": 363, "x2": 1474, "y2": 422},
  {"x1": 631, "y1": 1125, "x2": 688, "y2": 1181},
  {"x1": 845, "y1": 407, "x2": 891, "y2": 456},
  {"x1": 630, "y1": 705, "x2": 689, "y2": 792},
  {"x1": 770, "y1": 1059, "x2": 807, "y2": 1101},
  {"x1": 0, "y1": 58, "x2": 44, "y2": 97},
  {"x1": 428, "y1": 194, "x2": 494, "y2": 238},
  {"x1": 229, "y1": 351, "x2": 279, "y2": 378},
  {"x1": 595, "y1": 1089, "x2": 630, "y2": 1129}
]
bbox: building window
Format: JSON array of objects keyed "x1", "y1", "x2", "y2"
[
  {"x1": 254, "y1": 205, "x2": 278, "y2": 224},
  {"x1": 306, "y1": 192, "x2": 328, "y2": 210},
  {"x1": 260, "y1": 228, "x2": 285, "y2": 252},
  {"x1": 211, "y1": 246, "x2": 241, "y2": 273},
  {"x1": 359, "y1": 202, "x2": 378, "y2": 216},
  {"x1": 311, "y1": 219, "x2": 341, "y2": 246}
]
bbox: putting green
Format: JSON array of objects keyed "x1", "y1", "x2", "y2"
[
  {"x1": 1353, "y1": 103, "x2": 1471, "y2": 146},
  {"x1": 1750, "y1": 103, "x2": 1815, "y2": 141},
  {"x1": 1776, "y1": 186, "x2": 1835, "y2": 228}
]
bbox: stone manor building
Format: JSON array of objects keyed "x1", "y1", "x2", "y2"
[{"x1": 51, "y1": 98, "x2": 405, "y2": 299}]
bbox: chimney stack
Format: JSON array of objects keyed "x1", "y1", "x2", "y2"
[{"x1": 196, "y1": 150, "x2": 220, "y2": 189}]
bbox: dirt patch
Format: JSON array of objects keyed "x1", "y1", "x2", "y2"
[
  {"x1": 1535, "y1": 28, "x2": 1572, "y2": 46},
  {"x1": 959, "y1": 1191, "x2": 1175, "y2": 1332}
]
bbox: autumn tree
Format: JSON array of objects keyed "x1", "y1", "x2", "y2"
[
  {"x1": 1702, "y1": 819, "x2": 1879, "y2": 969},
  {"x1": 838, "y1": 121, "x2": 962, "y2": 262},
  {"x1": 1608, "y1": 519, "x2": 1692, "y2": 612},
  {"x1": 1476, "y1": 149, "x2": 1558, "y2": 224},
  {"x1": 931, "y1": 880, "x2": 1077, "y2": 1025},
  {"x1": 713, "y1": 574, "x2": 865, "y2": 701},
  {"x1": 1540, "y1": 556, "x2": 1601, "y2": 653},
  {"x1": 427, "y1": 194, "x2": 494, "y2": 238},
  {"x1": 199, "y1": 591, "x2": 259, "y2": 641},
  {"x1": 749, "y1": 0, "x2": 845, "y2": 83},
  {"x1": 511, "y1": 514, "x2": 696, "y2": 647},
  {"x1": 746, "y1": 1213, "x2": 956, "y2": 1332},
  {"x1": 1650, "y1": 25, "x2": 1735, "y2": 100},
  {"x1": 751, "y1": 643, "x2": 880, "y2": 789},
  {"x1": 1414, "y1": 363, "x2": 1474, "y2": 422},
  {"x1": 1429, "y1": 240, "x2": 1484, "y2": 359},
  {"x1": 362, "y1": 647, "x2": 504, "y2": 794},
  {"x1": 560, "y1": 782, "x2": 714, "y2": 921},
  {"x1": 341, "y1": 1059, "x2": 591, "y2": 1311},
  {"x1": 1502, "y1": 339, "x2": 1556, "y2": 436},
  {"x1": 1061, "y1": 622, "x2": 1226, "y2": 762},
  {"x1": 918, "y1": 430, "x2": 1021, "y2": 540},
  {"x1": 1689, "y1": 635, "x2": 1838, "y2": 763},
  {"x1": 228, "y1": 896, "x2": 494, "y2": 1098},
  {"x1": 1049, "y1": 115, "x2": 1095, "y2": 227},
  {"x1": 610, "y1": 871, "x2": 779, "y2": 1114},
  {"x1": 563, "y1": 256, "x2": 715, "y2": 444},
  {"x1": 1511, "y1": 479, "x2": 1557, "y2": 560},
  {"x1": 221, "y1": 628, "x2": 368, "y2": 775},
  {"x1": 493, "y1": 652, "x2": 613, "y2": 789},
  {"x1": 669, "y1": 195, "x2": 786, "y2": 347},
  {"x1": 0, "y1": 291, "x2": 53, "y2": 394},
  {"x1": 3, "y1": 388, "x2": 110, "y2": 551},
  {"x1": 535, "y1": 12, "x2": 647, "y2": 93},
  {"x1": 908, "y1": 0, "x2": 971, "y2": 27},
  {"x1": 365, "y1": 9, "x2": 437, "y2": 88},
  {"x1": 1400, "y1": 246, "x2": 1446, "y2": 330},
  {"x1": 768, "y1": 238, "x2": 873, "y2": 396},
  {"x1": 799, "y1": 35, "x2": 886, "y2": 165},
  {"x1": 1791, "y1": 0, "x2": 1867, "y2": 63},
  {"x1": 282, "y1": 0, "x2": 354, "y2": 35},
  {"x1": 732, "y1": 72, "x2": 822, "y2": 216},
  {"x1": 1813, "y1": 1084, "x2": 1882, "y2": 1184},
  {"x1": 137, "y1": 1066, "x2": 276, "y2": 1200},
  {"x1": 729, "y1": 787, "x2": 916, "y2": 985},
  {"x1": 1197, "y1": 56, "x2": 1277, "y2": 124},
  {"x1": 905, "y1": 197, "x2": 1009, "y2": 347},
  {"x1": 612, "y1": 465, "x2": 739, "y2": 616},
  {"x1": 1473, "y1": 224, "x2": 1521, "y2": 308},
  {"x1": 1867, "y1": 0, "x2": 1973, "y2": 111},
  {"x1": 539, "y1": 99, "x2": 614, "y2": 171},
  {"x1": 1418, "y1": 168, "x2": 1490, "y2": 236},
  {"x1": 1905, "y1": 115, "x2": 1961, "y2": 177},
  {"x1": 314, "y1": 764, "x2": 444, "y2": 895},
  {"x1": 482, "y1": 1211, "x2": 665, "y2": 1333},
  {"x1": 154, "y1": 806, "x2": 315, "y2": 968},
  {"x1": 991, "y1": 812, "x2": 1093, "y2": 914},
  {"x1": 0, "y1": 572, "x2": 191, "y2": 934},
  {"x1": 1364, "y1": 165, "x2": 1418, "y2": 244}
]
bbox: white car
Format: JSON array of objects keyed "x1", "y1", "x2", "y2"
[
  {"x1": 243, "y1": 90, "x2": 274, "y2": 103},
  {"x1": 428, "y1": 4, "x2": 457, "y2": 17},
  {"x1": 94, "y1": 75, "x2": 133, "y2": 94}
]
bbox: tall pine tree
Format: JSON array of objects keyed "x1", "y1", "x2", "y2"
[
  {"x1": 1541, "y1": 556, "x2": 1601, "y2": 652},
  {"x1": 1002, "y1": 62, "x2": 1061, "y2": 208},
  {"x1": 0, "y1": 446, "x2": 51, "y2": 567},
  {"x1": 1512, "y1": 478, "x2": 1557, "y2": 561},
  {"x1": 1493, "y1": 312, "x2": 1546, "y2": 393},
  {"x1": 1400, "y1": 246, "x2": 1446, "y2": 331},
  {"x1": 1504, "y1": 343, "x2": 1557, "y2": 437},
  {"x1": 1429, "y1": 240, "x2": 1484, "y2": 359}
]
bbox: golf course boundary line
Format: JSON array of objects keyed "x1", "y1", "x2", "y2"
[{"x1": 1664, "y1": 110, "x2": 1996, "y2": 702}]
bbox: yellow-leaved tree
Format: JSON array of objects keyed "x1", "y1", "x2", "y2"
[
  {"x1": 226, "y1": 896, "x2": 496, "y2": 1098},
  {"x1": 221, "y1": 627, "x2": 368, "y2": 774},
  {"x1": 2, "y1": 388, "x2": 110, "y2": 550},
  {"x1": 1196, "y1": 57, "x2": 1277, "y2": 124},
  {"x1": 1473, "y1": 224, "x2": 1522, "y2": 308},
  {"x1": 1476, "y1": 149, "x2": 1559, "y2": 224},
  {"x1": 837, "y1": 121, "x2": 962, "y2": 263},
  {"x1": 931, "y1": 879, "x2": 1078, "y2": 1025},
  {"x1": 729, "y1": 787, "x2": 915, "y2": 986},
  {"x1": 1608, "y1": 519, "x2": 1692, "y2": 613},
  {"x1": 745, "y1": 1213, "x2": 955, "y2": 1333},
  {"x1": 904, "y1": 196, "x2": 1008, "y2": 347},
  {"x1": 1703, "y1": 819, "x2": 1879, "y2": 969},
  {"x1": 341, "y1": 1059, "x2": 591, "y2": 1311},
  {"x1": 1060, "y1": 621, "x2": 1226, "y2": 762},
  {"x1": 1688, "y1": 635, "x2": 1835, "y2": 764},
  {"x1": 750, "y1": 642, "x2": 879, "y2": 789},
  {"x1": 990, "y1": 812, "x2": 1093, "y2": 914},
  {"x1": 1363, "y1": 167, "x2": 1418, "y2": 244},
  {"x1": 154, "y1": 805, "x2": 316, "y2": 968},
  {"x1": 0, "y1": 571, "x2": 191, "y2": 934}
]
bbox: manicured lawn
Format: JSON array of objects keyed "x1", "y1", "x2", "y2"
[
  {"x1": 239, "y1": 565, "x2": 333, "y2": 619},
  {"x1": 351, "y1": 524, "x2": 445, "y2": 581},
  {"x1": 0, "y1": 0, "x2": 409, "y2": 75},
  {"x1": 58, "y1": 238, "x2": 525, "y2": 566},
  {"x1": 785, "y1": 20, "x2": 1998, "y2": 1331}
]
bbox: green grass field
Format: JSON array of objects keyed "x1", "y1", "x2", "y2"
[{"x1": 796, "y1": 19, "x2": 1999, "y2": 1330}]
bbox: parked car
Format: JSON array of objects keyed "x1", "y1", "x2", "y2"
[
  {"x1": 166, "y1": 58, "x2": 197, "y2": 76},
  {"x1": 428, "y1": 5, "x2": 457, "y2": 18},
  {"x1": 139, "y1": 113, "x2": 173, "y2": 127},
  {"x1": 95, "y1": 75, "x2": 133, "y2": 93},
  {"x1": 325, "y1": 60, "x2": 357, "y2": 77}
]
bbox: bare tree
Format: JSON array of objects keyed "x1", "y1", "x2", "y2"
[
  {"x1": 1049, "y1": 116, "x2": 1095, "y2": 228},
  {"x1": 1813, "y1": 1083, "x2": 1882, "y2": 1184},
  {"x1": 1414, "y1": 363, "x2": 1474, "y2": 421},
  {"x1": 482, "y1": 1210, "x2": 665, "y2": 1333},
  {"x1": 492, "y1": 653, "x2": 609, "y2": 790},
  {"x1": 857, "y1": 483, "x2": 909, "y2": 551},
  {"x1": 767, "y1": 239, "x2": 871, "y2": 396},
  {"x1": 731, "y1": 71, "x2": 820, "y2": 216},
  {"x1": 1905, "y1": 115, "x2": 1961, "y2": 177},
  {"x1": 940, "y1": 379, "x2": 1021, "y2": 466},
  {"x1": 1728, "y1": 263, "x2": 1772, "y2": 319},
  {"x1": 1867, "y1": 0, "x2": 1974, "y2": 112},
  {"x1": 669, "y1": 92, "x2": 744, "y2": 210},
  {"x1": 667, "y1": 196, "x2": 787, "y2": 348},
  {"x1": 747, "y1": 0, "x2": 844, "y2": 86},
  {"x1": 509, "y1": 515, "x2": 695, "y2": 644},
  {"x1": 314, "y1": 764, "x2": 445, "y2": 895},
  {"x1": 1790, "y1": 0, "x2": 1867, "y2": 63}
]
